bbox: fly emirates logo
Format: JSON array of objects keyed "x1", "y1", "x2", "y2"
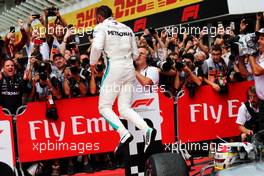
[
  {"x1": 189, "y1": 100, "x2": 241, "y2": 123},
  {"x1": 28, "y1": 116, "x2": 114, "y2": 141}
]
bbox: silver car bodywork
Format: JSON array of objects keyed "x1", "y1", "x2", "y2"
[{"x1": 216, "y1": 162, "x2": 264, "y2": 176}]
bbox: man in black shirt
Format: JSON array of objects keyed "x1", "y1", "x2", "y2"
[{"x1": 0, "y1": 59, "x2": 29, "y2": 115}]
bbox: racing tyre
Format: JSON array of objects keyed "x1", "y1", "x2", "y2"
[
  {"x1": 145, "y1": 153, "x2": 189, "y2": 176},
  {"x1": 0, "y1": 162, "x2": 14, "y2": 176}
]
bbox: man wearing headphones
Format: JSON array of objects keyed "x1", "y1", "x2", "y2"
[{"x1": 89, "y1": 5, "x2": 156, "y2": 155}]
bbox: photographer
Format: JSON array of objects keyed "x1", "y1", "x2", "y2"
[
  {"x1": 204, "y1": 45, "x2": 229, "y2": 93},
  {"x1": 42, "y1": 7, "x2": 68, "y2": 56},
  {"x1": 63, "y1": 56, "x2": 87, "y2": 98},
  {"x1": 29, "y1": 62, "x2": 61, "y2": 101},
  {"x1": 174, "y1": 53, "x2": 202, "y2": 97},
  {"x1": 24, "y1": 14, "x2": 50, "y2": 61},
  {"x1": 51, "y1": 53, "x2": 67, "y2": 97},
  {"x1": 194, "y1": 51, "x2": 208, "y2": 79},
  {"x1": 134, "y1": 47, "x2": 159, "y2": 94},
  {"x1": 157, "y1": 52, "x2": 179, "y2": 96},
  {"x1": 25, "y1": 44, "x2": 45, "y2": 81},
  {"x1": 221, "y1": 43, "x2": 244, "y2": 82},
  {"x1": 79, "y1": 54, "x2": 104, "y2": 95},
  {"x1": 236, "y1": 86, "x2": 264, "y2": 141},
  {"x1": 14, "y1": 51, "x2": 29, "y2": 76}
]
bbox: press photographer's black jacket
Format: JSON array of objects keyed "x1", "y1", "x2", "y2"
[
  {"x1": 244, "y1": 101, "x2": 264, "y2": 133},
  {"x1": 0, "y1": 74, "x2": 28, "y2": 115}
]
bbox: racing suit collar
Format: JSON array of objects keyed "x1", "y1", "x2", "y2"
[{"x1": 106, "y1": 17, "x2": 114, "y2": 20}]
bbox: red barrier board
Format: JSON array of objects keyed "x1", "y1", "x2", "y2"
[
  {"x1": 0, "y1": 108, "x2": 16, "y2": 170},
  {"x1": 177, "y1": 81, "x2": 254, "y2": 143},
  {"x1": 17, "y1": 92, "x2": 175, "y2": 162}
]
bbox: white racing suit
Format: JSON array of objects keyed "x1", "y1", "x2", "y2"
[{"x1": 90, "y1": 17, "x2": 150, "y2": 137}]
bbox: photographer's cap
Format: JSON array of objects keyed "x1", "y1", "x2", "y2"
[
  {"x1": 53, "y1": 53, "x2": 63, "y2": 60},
  {"x1": 256, "y1": 28, "x2": 264, "y2": 36}
]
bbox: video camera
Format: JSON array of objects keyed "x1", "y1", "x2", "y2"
[{"x1": 226, "y1": 33, "x2": 258, "y2": 57}]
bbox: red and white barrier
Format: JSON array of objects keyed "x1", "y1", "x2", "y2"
[
  {"x1": 0, "y1": 108, "x2": 16, "y2": 171},
  {"x1": 177, "y1": 81, "x2": 254, "y2": 143},
  {"x1": 1, "y1": 81, "x2": 254, "y2": 163},
  {"x1": 16, "y1": 92, "x2": 175, "y2": 162}
]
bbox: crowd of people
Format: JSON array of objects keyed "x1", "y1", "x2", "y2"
[{"x1": 0, "y1": 7, "x2": 264, "y2": 176}]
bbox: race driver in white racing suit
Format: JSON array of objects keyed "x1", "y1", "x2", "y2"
[{"x1": 89, "y1": 5, "x2": 156, "y2": 155}]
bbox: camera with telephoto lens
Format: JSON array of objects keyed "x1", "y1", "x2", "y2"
[
  {"x1": 70, "y1": 66, "x2": 80, "y2": 75},
  {"x1": 39, "y1": 62, "x2": 48, "y2": 81},
  {"x1": 46, "y1": 7, "x2": 58, "y2": 17},
  {"x1": 176, "y1": 60, "x2": 195, "y2": 71},
  {"x1": 81, "y1": 59, "x2": 90, "y2": 78},
  {"x1": 16, "y1": 56, "x2": 28, "y2": 67},
  {"x1": 194, "y1": 60, "x2": 204, "y2": 67},
  {"x1": 67, "y1": 55, "x2": 78, "y2": 66},
  {"x1": 155, "y1": 57, "x2": 174, "y2": 72},
  {"x1": 81, "y1": 58, "x2": 90, "y2": 68},
  {"x1": 67, "y1": 77, "x2": 81, "y2": 97},
  {"x1": 175, "y1": 60, "x2": 186, "y2": 71},
  {"x1": 68, "y1": 56, "x2": 80, "y2": 75}
]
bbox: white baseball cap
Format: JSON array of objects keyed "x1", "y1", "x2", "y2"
[{"x1": 255, "y1": 28, "x2": 264, "y2": 36}]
